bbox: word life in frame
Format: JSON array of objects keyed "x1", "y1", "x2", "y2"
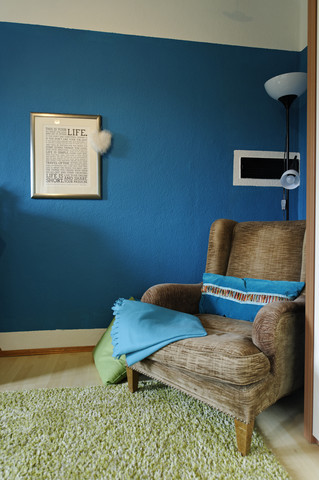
[{"x1": 44, "y1": 126, "x2": 89, "y2": 185}]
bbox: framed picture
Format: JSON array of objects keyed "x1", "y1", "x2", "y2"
[{"x1": 30, "y1": 113, "x2": 102, "y2": 198}]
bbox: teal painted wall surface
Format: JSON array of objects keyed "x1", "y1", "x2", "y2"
[{"x1": 0, "y1": 23, "x2": 304, "y2": 332}]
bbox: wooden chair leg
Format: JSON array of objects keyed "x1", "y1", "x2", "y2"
[
  {"x1": 126, "y1": 366, "x2": 139, "y2": 393},
  {"x1": 234, "y1": 418, "x2": 254, "y2": 456}
]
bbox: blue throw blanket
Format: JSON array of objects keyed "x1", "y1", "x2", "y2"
[{"x1": 111, "y1": 298, "x2": 207, "y2": 366}]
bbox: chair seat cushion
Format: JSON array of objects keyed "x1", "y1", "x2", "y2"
[{"x1": 147, "y1": 314, "x2": 271, "y2": 386}]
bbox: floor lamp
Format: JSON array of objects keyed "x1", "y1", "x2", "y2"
[{"x1": 264, "y1": 72, "x2": 307, "y2": 220}]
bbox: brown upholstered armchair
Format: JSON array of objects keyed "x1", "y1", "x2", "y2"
[{"x1": 126, "y1": 219, "x2": 306, "y2": 455}]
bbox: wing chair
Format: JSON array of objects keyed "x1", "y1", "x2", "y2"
[{"x1": 126, "y1": 219, "x2": 306, "y2": 455}]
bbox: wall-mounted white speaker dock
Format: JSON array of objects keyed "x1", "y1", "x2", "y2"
[{"x1": 233, "y1": 150, "x2": 300, "y2": 187}]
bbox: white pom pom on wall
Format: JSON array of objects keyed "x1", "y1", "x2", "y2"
[{"x1": 89, "y1": 129, "x2": 112, "y2": 154}]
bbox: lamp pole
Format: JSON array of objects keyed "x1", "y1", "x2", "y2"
[
  {"x1": 264, "y1": 72, "x2": 306, "y2": 221},
  {"x1": 278, "y1": 94, "x2": 297, "y2": 221}
]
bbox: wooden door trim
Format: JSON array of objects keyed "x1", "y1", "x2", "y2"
[{"x1": 305, "y1": 0, "x2": 318, "y2": 444}]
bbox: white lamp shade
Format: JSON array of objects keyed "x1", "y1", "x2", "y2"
[
  {"x1": 264, "y1": 72, "x2": 307, "y2": 100},
  {"x1": 280, "y1": 169, "x2": 300, "y2": 190}
]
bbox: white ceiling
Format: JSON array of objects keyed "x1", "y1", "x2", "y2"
[{"x1": 0, "y1": 0, "x2": 308, "y2": 51}]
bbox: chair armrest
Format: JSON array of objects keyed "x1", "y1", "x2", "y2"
[
  {"x1": 252, "y1": 295, "x2": 305, "y2": 397},
  {"x1": 252, "y1": 295, "x2": 305, "y2": 357},
  {"x1": 141, "y1": 283, "x2": 202, "y2": 314}
]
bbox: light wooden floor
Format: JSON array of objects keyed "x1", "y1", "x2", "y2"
[{"x1": 0, "y1": 352, "x2": 318, "y2": 479}]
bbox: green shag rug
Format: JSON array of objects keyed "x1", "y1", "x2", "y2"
[{"x1": 0, "y1": 381, "x2": 291, "y2": 480}]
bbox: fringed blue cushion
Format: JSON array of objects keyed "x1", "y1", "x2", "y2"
[
  {"x1": 111, "y1": 298, "x2": 207, "y2": 366},
  {"x1": 199, "y1": 273, "x2": 305, "y2": 322}
]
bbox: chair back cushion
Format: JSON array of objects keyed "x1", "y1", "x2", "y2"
[{"x1": 206, "y1": 219, "x2": 306, "y2": 282}]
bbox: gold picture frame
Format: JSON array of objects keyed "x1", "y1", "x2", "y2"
[{"x1": 30, "y1": 113, "x2": 102, "y2": 199}]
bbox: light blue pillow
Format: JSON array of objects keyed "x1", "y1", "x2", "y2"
[{"x1": 199, "y1": 273, "x2": 305, "y2": 322}]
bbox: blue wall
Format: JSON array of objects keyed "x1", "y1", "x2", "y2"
[{"x1": 0, "y1": 22, "x2": 304, "y2": 332}]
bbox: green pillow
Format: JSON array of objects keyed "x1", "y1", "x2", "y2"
[{"x1": 93, "y1": 316, "x2": 127, "y2": 385}]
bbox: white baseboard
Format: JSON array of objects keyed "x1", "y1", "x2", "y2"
[{"x1": 0, "y1": 329, "x2": 106, "y2": 351}]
